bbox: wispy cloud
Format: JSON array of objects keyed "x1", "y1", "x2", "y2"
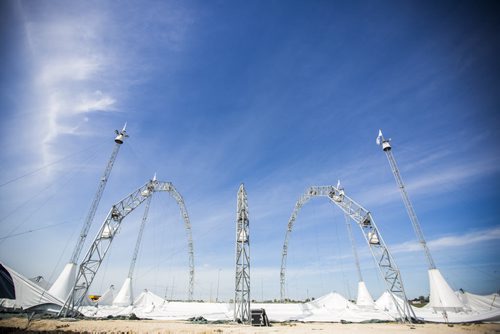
[
  {"x1": 19, "y1": 5, "x2": 115, "y2": 165},
  {"x1": 353, "y1": 153, "x2": 500, "y2": 208},
  {"x1": 75, "y1": 91, "x2": 116, "y2": 114},
  {"x1": 16, "y1": 1, "x2": 194, "y2": 173},
  {"x1": 37, "y1": 57, "x2": 101, "y2": 85},
  {"x1": 390, "y1": 226, "x2": 500, "y2": 254}
]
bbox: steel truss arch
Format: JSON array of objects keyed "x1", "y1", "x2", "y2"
[
  {"x1": 280, "y1": 185, "x2": 415, "y2": 322},
  {"x1": 60, "y1": 179, "x2": 194, "y2": 316}
]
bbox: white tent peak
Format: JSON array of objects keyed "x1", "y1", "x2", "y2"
[
  {"x1": 133, "y1": 289, "x2": 166, "y2": 308},
  {"x1": 356, "y1": 281, "x2": 375, "y2": 307},
  {"x1": 375, "y1": 291, "x2": 405, "y2": 313},
  {"x1": 113, "y1": 277, "x2": 133, "y2": 306},
  {"x1": 48, "y1": 262, "x2": 77, "y2": 302},
  {"x1": 428, "y1": 269, "x2": 464, "y2": 312},
  {"x1": 97, "y1": 285, "x2": 115, "y2": 306},
  {"x1": 307, "y1": 292, "x2": 357, "y2": 310}
]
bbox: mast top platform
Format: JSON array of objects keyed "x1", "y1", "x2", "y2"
[
  {"x1": 114, "y1": 123, "x2": 129, "y2": 144},
  {"x1": 376, "y1": 129, "x2": 391, "y2": 151}
]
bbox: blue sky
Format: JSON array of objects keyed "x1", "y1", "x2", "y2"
[{"x1": 0, "y1": 0, "x2": 499, "y2": 302}]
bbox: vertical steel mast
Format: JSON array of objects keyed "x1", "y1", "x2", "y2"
[
  {"x1": 113, "y1": 184, "x2": 153, "y2": 307},
  {"x1": 49, "y1": 124, "x2": 128, "y2": 301},
  {"x1": 70, "y1": 124, "x2": 129, "y2": 264},
  {"x1": 129, "y1": 193, "x2": 152, "y2": 279},
  {"x1": 234, "y1": 184, "x2": 250, "y2": 324},
  {"x1": 376, "y1": 130, "x2": 465, "y2": 314},
  {"x1": 345, "y1": 215, "x2": 363, "y2": 281},
  {"x1": 376, "y1": 130, "x2": 436, "y2": 270},
  {"x1": 337, "y1": 180, "x2": 363, "y2": 282}
]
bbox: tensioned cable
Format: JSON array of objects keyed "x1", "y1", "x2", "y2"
[
  {"x1": 123, "y1": 195, "x2": 182, "y2": 297},
  {"x1": 0, "y1": 221, "x2": 71, "y2": 240},
  {"x1": 0, "y1": 144, "x2": 102, "y2": 224},
  {"x1": 98, "y1": 242, "x2": 114, "y2": 294},
  {"x1": 0, "y1": 142, "x2": 104, "y2": 188},
  {"x1": 2, "y1": 151, "x2": 99, "y2": 297},
  {"x1": 313, "y1": 225, "x2": 325, "y2": 296},
  {"x1": 46, "y1": 222, "x2": 80, "y2": 287},
  {"x1": 123, "y1": 141, "x2": 150, "y2": 174},
  {"x1": 334, "y1": 215, "x2": 351, "y2": 300},
  {"x1": 0, "y1": 147, "x2": 101, "y2": 243},
  {"x1": 419, "y1": 251, "x2": 499, "y2": 290},
  {"x1": 135, "y1": 248, "x2": 184, "y2": 280}
]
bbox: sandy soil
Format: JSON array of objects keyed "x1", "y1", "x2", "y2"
[{"x1": 0, "y1": 317, "x2": 499, "y2": 333}]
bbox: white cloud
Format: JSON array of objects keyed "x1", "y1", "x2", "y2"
[
  {"x1": 390, "y1": 226, "x2": 500, "y2": 254},
  {"x1": 76, "y1": 91, "x2": 116, "y2": 113},
  {"x1": 355, "y1": 155, "x2": 500, "y2": 208},
  {"x1": 15, "y1": 2, "x2": 195, "y2": 173},
  {"x1": 38, "y1": 57, "x2": 101, "y2": 85},
  {"x1": 18, "y1": 5, "x2": 119, "y2": 168}
]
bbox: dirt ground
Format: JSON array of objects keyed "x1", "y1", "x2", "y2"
[{"x1": 0, "y1": 316, "x2": 499, "y2": 333}]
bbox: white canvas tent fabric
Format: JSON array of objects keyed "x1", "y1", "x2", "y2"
[
  {"x1": 375, "y1": 291, "x2": 405, "y2": 313},
  {"x1": 133, "y1": 289, "x2": 166, "y2": 308},
  {"x1": 428, "y1": 269, "x2": 463, "y2": 312},
  {"x1": 356, "y1": 281, "x2": 375, "y2": 307},
  {"x1": 79, "y1": 292, "x2": 392, "y2": 322},
  {"x1": 97, "y1": 285, "x2": 115, "y2": 306},
  {"x1": 29, "y1": 276, "x2": 51, "y2": 290},
  {"x1": 77, "y1": 289, "x2": 500, "y2": 323},
  {"x1": 113, "y1": 277, "x2": 133, "y2": 306},
  {"x1": 0, "y1": 263, "x2": 63, "y2": 310},
  {"x1": 296, "y1": 292, "x2": 394, "y2": 322},
  {"x1": 251, "y1": 302, "x2": 304, "y2": 322},
  {"x1": 414, "y1": 303, "x2": 500, "y2": 323},
  {"x1": 457, "y1": 291, "x2": 500, "y2": 312},
  {"x1": 414, "y1": 289, "x2": 500, "y2": 323},
  {"x1": 48, "y1": 262, "x2": 77, "y2": 302},
  {"x1": 307, "y1": 292, "x2": 357, "y2": 311}
]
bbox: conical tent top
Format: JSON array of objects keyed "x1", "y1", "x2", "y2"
[
  {"x1": 356, "y1": 281, "x2": 375, "y2": 307},
  {"x1": 152, "y1": 172, "x2": 157, "y2": 181}
]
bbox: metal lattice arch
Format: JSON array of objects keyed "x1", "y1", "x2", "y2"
[
  {"x1": 60, "y1": 178, "x2": 194, "y2": 316},
  {"x1": 280, "y1": 185, "x2": 416, "y2": 322}
]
